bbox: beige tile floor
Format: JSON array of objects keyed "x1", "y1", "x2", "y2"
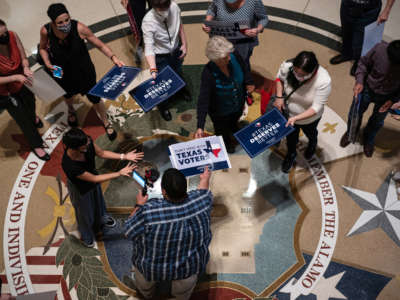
[
  {"x1": 1, "y1": 0, "x2": 399, "y2": 56},
  {"x1": 1, "y1": 1, "x2": 400, "y2": 299}
]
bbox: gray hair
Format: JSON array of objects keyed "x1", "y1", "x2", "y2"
[{"x1": 205, "y1": 36, "x2": 234, "y2": 62}]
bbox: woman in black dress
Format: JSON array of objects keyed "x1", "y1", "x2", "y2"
[{"x1": 39, "y1": 3, "x2": 125, "y2": 140}]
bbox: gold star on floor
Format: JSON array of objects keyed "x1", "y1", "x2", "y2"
[{"x1": 322, "y1": 122, "x2": 338, "y2": 134}]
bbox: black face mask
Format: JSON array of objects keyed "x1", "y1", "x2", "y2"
[{"x1": 0, "y1": 31, "x2": 10, "y2": 45}]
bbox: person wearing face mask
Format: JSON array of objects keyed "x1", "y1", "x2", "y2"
[
  {"x1": 142, "y1": 0, "x2": 190, "y2": 121},
  {"x1": 62, "y1": 128, "x2": 144, "y2": 247},
  {"x1": 0, "y1": 19, "x2": 50, "y2": 161},
  {"x1": 202, "y1": 0, "x2": 268, "y2": 72},
  {"x1": 274, "y1": 51, "x2": 331, "y2": 173},
  {"x1": 39, "y1": 3, "x2": 125, "y2": 140}
]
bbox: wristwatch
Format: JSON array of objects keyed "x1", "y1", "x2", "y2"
[{"x1": 135, "y1": 203, "x2": 143, "y2": 209}]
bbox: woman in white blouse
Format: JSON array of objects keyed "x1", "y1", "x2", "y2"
[{"x1": 274, "y1": 51, "x2": 331, "y2": 173}]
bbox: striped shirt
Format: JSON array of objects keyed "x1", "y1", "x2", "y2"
[
  {"x1": 207, "y1": 0, "x2": 268, "y2": 30},
  {"x1": 124, "y1": 189, "x2": 213, "y2": 281}
]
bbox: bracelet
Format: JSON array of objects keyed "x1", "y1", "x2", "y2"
[
  {"x1": 150, "y1": 68, "x2": 158, "y2": 74},
  {"x1": 120, "y1": 153, "x2": 125, "y2": 160},
  {"x1": 135, "y1": 203, "x2": 143, "y2": 209},
  {"x1": 110, "y1": 54, "x2": 116, "y2": 61},
  {"x1": 275, "y1": 96, "x2": 285, "y2": 99}
]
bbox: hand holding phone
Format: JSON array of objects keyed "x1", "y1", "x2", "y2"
[
  {"x1": 52, "y1": 65, "x2": 63, "y2": 78},
  {"x1": 132, "y1": 170, "x2": 146, "y2": 188}
]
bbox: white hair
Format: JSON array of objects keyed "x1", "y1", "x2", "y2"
[{"x1": 205, "y1": 36, "x2": 234, "y2": 62}]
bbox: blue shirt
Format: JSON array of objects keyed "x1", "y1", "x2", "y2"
[
  {"x1": 124, "y1": 189, "x2": 213, "y2": 281},
  {"x1": 210, "y1": 53, "x2": 245, "y2": 116}
]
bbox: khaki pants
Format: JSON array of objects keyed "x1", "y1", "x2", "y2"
[{"x1": 134, "y1": 268, "x2": 197, "y2": 300}]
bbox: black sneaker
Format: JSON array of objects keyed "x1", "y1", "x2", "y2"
[
  {"x1": 160, "y1": 109, "x2": 172, "y2": 121},
  {"x1": 103, "y1": 216, "x2": 116, "y2": 228},
  {"x1": 226, "y1": 145, "x2": 235, "y2": 154},
  {"x1": 282, "y1": 152, "x2": 297, "y2": 173},
  {"x1": 81, "y1": 239, "x2": 95, "y2": 248}
]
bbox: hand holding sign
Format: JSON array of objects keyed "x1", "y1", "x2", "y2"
[
  {"x1": 234, "y1": 108, "x2": 294, "y2": 158},
  {"x1": 129, "y1": 66, "x2": 185, "y2": 112},
  {"x1": 169, "y1": 136, "x2": 231, "y2": 177}
]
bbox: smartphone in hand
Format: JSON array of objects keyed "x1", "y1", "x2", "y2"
[
  {"x1": 132, "y1": 170, "x2": 146, "y2": 188},
  {"x1": 52, "y1": 65, "x2": 63, "y2": 78}
]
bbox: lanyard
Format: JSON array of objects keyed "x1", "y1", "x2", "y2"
[{"x1": 163, "y1": 20, "x2": 172, "y2": 45}]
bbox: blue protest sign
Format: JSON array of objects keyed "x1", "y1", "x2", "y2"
[
  {"x1": 234, "y1": 108, "x2": 294, "y2": 158},
  {"x1": 169, "y1": 136, "x2": 231, "y2": 177},
  {"x1": 129, "y1": 66, "x2": 186, "y2": 112},
  {"x1": 88, "y1": 66, "x2": 140, "y2": 100}
]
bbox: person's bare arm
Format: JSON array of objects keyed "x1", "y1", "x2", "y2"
[
  {"x1": 273, "y1": 80, "x2": 285, "y2": 111},
  {"x1": 377, "y1": 0, "x2": 395, "y2": 24},
  {"x1": 202, "y1": 14, "x2": 214, "y2": 33},
  {"x1": 121, "y1": 0, "x2": 128, "y2": 9},
  {"x1": 14, "y1": 32, "x2": 32, "y2": 78},
  {"x1": 39, "y1": 26, "x2": 56, "y2": 71},
  {"x1": 198, "y1": 166, "x2": 211, "y2": 190},
  {"x1": 78, "y1": 22, "x2": 125, "y2": 67},
  {"x1": 178, "y1": 24, "x2": 187, "y2": 59},
  {"x1": 93, "y1": 143, "x2": 144, "y2": 161},
  {"x1": 285, "y1": 107, "x2": 316, "y2": 127},
  {"x1": 76, "y1": 162, "x2": 136, "y2": 183}
]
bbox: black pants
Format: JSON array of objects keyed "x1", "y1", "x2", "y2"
[
  {"x1": 0, "y1": 86, "x2": 43, "y2": 148},
  {"x1": 286, "y1": 118, "x2": 321, "y2": 155},
  {"x1": 155, "y1": 48, "x2": 185, "y2": 111},
  {"x1": 128, "y1": 0, "x2": 151, "y2": 47},
  {"x1": 340, "y1": 1, "x2": 381, "y2": 60},
  {"x1": 211, "y1": 110, "x2": 242, "y2": 147}
]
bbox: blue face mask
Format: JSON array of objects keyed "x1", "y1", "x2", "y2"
[{"x1": 57, "y1": 21, "x2": 71, "y2": 33}]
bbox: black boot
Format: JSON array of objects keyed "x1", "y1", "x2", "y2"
[
  {"x1": 282, "y1": 152, "x2": 297, "y2": 173},
  {"x1": 304, "y1": 142, "x2": 317, "y2": 160}
]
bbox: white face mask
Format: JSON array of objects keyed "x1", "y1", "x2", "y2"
[
  {"x1": 156, "y1": 9, "x2": 169, "y2": 20},
  {"x1": 293, "y1": 70, "x2": 313, "y2": 82}
]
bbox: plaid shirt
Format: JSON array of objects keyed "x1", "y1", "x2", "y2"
[{"x1": 124, "y1": 189, "x2": 213, "y2": 281}]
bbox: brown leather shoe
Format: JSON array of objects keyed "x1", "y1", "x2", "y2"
[
  {"x1": 340, "y1": 132, "x2": 350, "y2": 148},
  {"x1": 363, "y1": 144, "x2": 374, "y2": 157}
]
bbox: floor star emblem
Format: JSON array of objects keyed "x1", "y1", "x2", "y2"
[
  {"x1": 311, "y1": 272, "x2": 347, "y2": 300},
  {"x1": 322, "y1": 122, "x2": 338, "y2": 134},
  {"x1": 343, "y1": 173, "x2": 400, "y2": 247}
]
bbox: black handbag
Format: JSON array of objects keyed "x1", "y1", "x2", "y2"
[{"x1": 267, "y1": 72, "x2": 312, "y2": 118}]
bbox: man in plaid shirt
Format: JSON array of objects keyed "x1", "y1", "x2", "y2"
[{"x1": 124, "y1": 167, "x2": 213, "y2": 299}]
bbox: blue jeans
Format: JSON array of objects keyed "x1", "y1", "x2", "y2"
[
  {"x1": 346, "y1": 84, "x2": 389, "y2": 145},
  {"x1": 155, "y1": 47, "x2": 184, "y2": 110},
  {"x1": 340, "y1": 1, "x2": 381, "y2": 59}
]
